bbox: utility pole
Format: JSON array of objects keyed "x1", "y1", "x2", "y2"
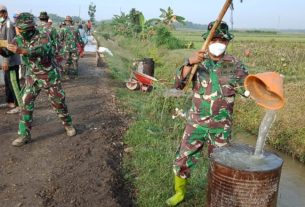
[{"x1": 78, "y1": 5, "x2": 81, "y2": 18}]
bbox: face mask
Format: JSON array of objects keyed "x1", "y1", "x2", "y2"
[
  {"x1": 0, "y1": 17, "x2": 5, "y2": 23},
  {"x1": 20, "y1": 29, "x2": 35, "y2": 40},
  {"x1": 208, "y1": 42, "x2": 227, "y2": 56}
]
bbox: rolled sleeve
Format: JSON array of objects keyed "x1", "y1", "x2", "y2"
[{"x1": 235, "y1": 61, "x2": 249, "y2": 97}]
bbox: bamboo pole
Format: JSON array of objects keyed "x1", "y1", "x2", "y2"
[{"x1": 183, "y1": 0, "x2": 233, "y2": 91}]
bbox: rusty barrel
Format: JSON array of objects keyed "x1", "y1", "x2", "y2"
[
  {"x1": 206, "y1": 143, "x2": 283, "y2": 207},
  {"x1": 143, "y1": 58, "x2": 155, "y2": 77}
]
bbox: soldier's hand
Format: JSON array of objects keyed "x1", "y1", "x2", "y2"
[
  {"x1": 7, "y1": 44, "x2": 18, "y2": 53},
  {"x1": 2, "y1": 63, "x2": 8, "y2": 71},
  {"x1": 189, "y1": 49, "x2": 208, "y2": 65},
  {"x1": 7, "y1": 44, "x2": 28, "y2": 55}
]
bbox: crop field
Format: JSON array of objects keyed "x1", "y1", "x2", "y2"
[{"x1": 173, "y1": 29, "x2": 305, "y2": 77}]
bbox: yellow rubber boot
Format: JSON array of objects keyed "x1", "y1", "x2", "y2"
[{"x1": 166, "y1": 175, "x2": 187, "y2": 206}]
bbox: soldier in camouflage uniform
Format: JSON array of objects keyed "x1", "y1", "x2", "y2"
[
  {"x1": 6, "y1": 12, "x2": 76, "y2": 147},
  {"x1": 166, "y1": 21, "x2": 249, "y2": 206},
  {"x1": 38, "y1": 11, "x2": 63, "y2": 74},
  {"x1": 38, "y1": 11, "x2": 59, "y2": 53},
  {"x1": 59, "y1": 16, "x2": 84, "y2": 75}
]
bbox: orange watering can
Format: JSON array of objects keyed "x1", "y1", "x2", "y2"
[{"x1": 244, "y1": 72, "x2": 285, "y2": 110}]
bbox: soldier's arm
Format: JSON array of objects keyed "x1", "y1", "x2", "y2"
[
  {"x1": 174, "y1": 64, "x2": 192, "y2": 90},
  {"x1": 51, "y1": 28, "x2": 61, "y2": 53},
  {"x1": 174, "y1": 50, "x2": 207, "y2": 89},
  {"x1": 234, "y1": 60, "x2": 249, "y2": 97},
  {"x1": 1, "y1": 36, "x2": 19, "y2": 57},
  {"x1": 8, "y1": 34, "x2": 52, "y2": 57},
  {"x1": 58, "y1": 28, "x2": 65, "y2": 42}
]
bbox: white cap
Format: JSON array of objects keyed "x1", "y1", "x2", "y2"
[
  {"x1": 0, "y1": 4, "x2": 7, "y2": 11},
  {"x1": 48, "y1": 19, "x2": 53, "y2": 23}
]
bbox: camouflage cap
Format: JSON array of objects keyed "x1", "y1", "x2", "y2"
[
  {"x1": 16, "y1": 12, "x2": 35, "y2": 30},
  {"x1": 39, "y1": 11, "x2": 49, "y2": 20},
  {"x1": 202, "y1": 21, "x2": 234, "y2": 40}
]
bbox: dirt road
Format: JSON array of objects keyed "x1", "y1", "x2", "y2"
[{"x1": 0, "y1": 52, "x2": 133, "y2": 207}]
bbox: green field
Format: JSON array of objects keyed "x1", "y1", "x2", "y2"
[{"x1": 95, "y1": 26, "x2": 305, "y2": 206}]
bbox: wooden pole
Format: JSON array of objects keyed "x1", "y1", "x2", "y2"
[{"x1": 183, "y1": 0, "x2": 233, "y2": 91}]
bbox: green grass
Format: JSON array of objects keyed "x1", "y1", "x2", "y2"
[{"x1": 94, "y1": 27, "x2": 305, "y2": 206}]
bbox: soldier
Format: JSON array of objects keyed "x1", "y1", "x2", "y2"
[
  {"x1": 38, "y1": 11, "x2": 63, "y2": 74},
  {"x1": 5, "y1": 12, "x2": 76, "y2": 147},
  {"x1": 38, "y1": 11, "x2": 59, "y2": 54},
  {"x1": 0, "y1": 4, "x2": 22, "y2": 114},
  {"x1": 166, "y1": 21, "x2": 249, "y2": 206},
  {"x1": 59, "y1": 15, "x2": 84, "y2": 75}
]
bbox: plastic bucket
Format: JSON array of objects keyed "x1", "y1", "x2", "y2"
[{"x1": 244, "y1": 72, "x2": 285, "y2": 110}]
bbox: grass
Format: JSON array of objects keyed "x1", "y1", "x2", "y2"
[{"x1": 94, "y1": 26, "x2": 305, "y2": 206}]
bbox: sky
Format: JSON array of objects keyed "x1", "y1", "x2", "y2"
[{"x1": 2, "y1": 0, "x2": 305, "y2": 30}]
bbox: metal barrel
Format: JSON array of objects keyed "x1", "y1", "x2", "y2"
[
  {"x1": 206, "y1": 143, "x2": 283, "y2": 207},
  {"x1": 142, "y1": 58, "x2": 155, "y2": 77}
]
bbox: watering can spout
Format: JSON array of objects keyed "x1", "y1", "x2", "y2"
[{"x1": 244, "y1": 72, "x2": 285, "y2": 110}]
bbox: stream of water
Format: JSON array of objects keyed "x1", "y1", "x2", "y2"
[{"x1": 254, "y1": 110, "x2": 276, "y2": 156}]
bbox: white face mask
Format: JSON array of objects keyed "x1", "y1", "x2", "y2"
[{"x1": 208, "y1": 42, "x2": 227, "y2": 56}]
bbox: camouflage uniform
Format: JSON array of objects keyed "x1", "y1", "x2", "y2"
[
  {"x1": 172, "y1": 22, "x2": 248, "y2": 179},
  {"x1": 12, "y1": 13, "x2": 73, "y2": 139},
  {"x1": 38, "y1": 12, "x2": 60, "y2": 55},
  {"x1": 59, "y1": 16, "x2": 84, "y2": 72},
  {"x1": 37, "y1": 11, "x2": 63, "y2": 73}
]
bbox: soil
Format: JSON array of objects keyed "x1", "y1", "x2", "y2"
[{"x1": 0, "y1": 52, "x2": 133, "y2": 207}]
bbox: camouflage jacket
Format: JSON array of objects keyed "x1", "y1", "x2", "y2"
[
  {"x1": 37, "y1": 22, "x2": 60, "y2": 54},
  {"x1": 11, "y1": 29, "x2": 57, "y2": 76},
  {"x1": 175, "y1": 55, "x2": 248, "y2": 130},
  {"x1": 59, "y1": 25, "x2": 84, "y2": 53}
]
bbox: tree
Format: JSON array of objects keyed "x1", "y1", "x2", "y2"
[
  {"x1": 111, "y1": 12, "x2": 133, "y2": 37},
  {"x1": 129, "y1": 8, "x2": 145, "y2": 33},
  {"x1": 159, "y1": 7, "x2": 185, "y2": 29},
  {"x1": 88, "y1": 2, "x2": 96, "y2": 23}
]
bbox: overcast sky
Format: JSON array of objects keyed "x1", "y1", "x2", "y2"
[{"x1": 2, "y1": 0, "x2": 305, "y2": 30}]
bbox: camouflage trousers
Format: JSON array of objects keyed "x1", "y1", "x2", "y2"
[
  {"x1": 64, "y1": 50, "x2": 79, "y2": 65},
  {"x1": 173, "y1": 123, "x2": 231, "y2": 179},
  {"x1": 18, "y1": 70, "x2": 72, "y2": 137}
]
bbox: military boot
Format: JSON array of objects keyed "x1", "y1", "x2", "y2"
[
  {"x1": 166, "y1": 175, "x2": 187, "y2": 206},
  {"x1": 65, "y1": 125, "x2": 76, "y2": 137},
  {"x1": 12, "y1": 134, "x2": 31, "y2": 147}
]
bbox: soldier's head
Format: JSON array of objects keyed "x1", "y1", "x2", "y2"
[
  {"x1": 39, "y1": 11, "x2": 49, "y2": 22},
  {"x1": 202, "y1": 21, "x2": 233, "y2": 60},
  {"x1": 64, "y1": 15, "x2": 73, "y2": 25},
  {"x1": 0, "y1": 4, "x2": 8, "y2": 23},
  {"x1": 15, "y1": 12, "x2": 36, "y2": 39},
  {"x1": 47, "y1": 18, "x2": 53, "y2": 26}
]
